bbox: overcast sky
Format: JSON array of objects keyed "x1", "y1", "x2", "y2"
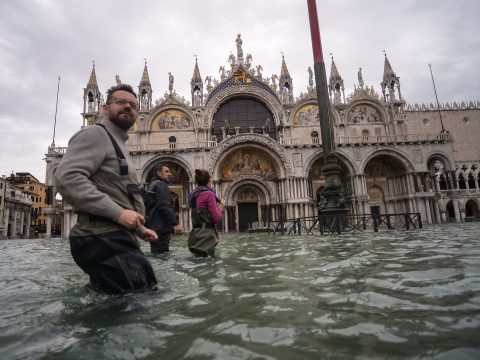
[{"x1": 1, "y1": 0, "x2": 479, "y2": 182}]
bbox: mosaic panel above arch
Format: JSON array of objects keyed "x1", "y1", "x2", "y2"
[
  {"x1": 293, "y1": 104, "x2": 319, "y2": 125},
  {"x1": 150, "y1": 109, "x2": 193, "y2": 131},
  {"x1": 218, "y1": 147, "x2": 279, "y2": 181},
  {"x1": 206, "y1": 133, "x2": 293, "y2": 176},
  {"x1": 347, "y1": 104, "x2": 383, "y2": 124}
]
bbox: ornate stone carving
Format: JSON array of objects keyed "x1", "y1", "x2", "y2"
[
  {"x1": 206, "y1": 133, "x2": 293, "y2": 176},
  {"x1": 293, "y1": 153, "x2": 303, "y2": 167},
  {"x1": 222, "y1": 174, "x2": 276, "y2": 203},
  {"x1": 233, "y1": 69, "x2": 252, "y2": 84}
]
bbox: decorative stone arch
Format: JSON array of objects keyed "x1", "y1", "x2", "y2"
[
  {"x1": 140, "y1": 154, "x2": 193, "y2": 184},
  {"x1": 288, "y1": 99, "x2": 341, "y2": 126},
  {"x1": 206, "y1": 133, "x2": 294, "y2": 177},
  {"x1": 147, "y1": 103, "x2": 198, "y2": 132},
  {"x1": 305, "y1": 150, "x2": 355, "y2": 202},
  {"x1": 360, "y1": 148, "x2": 415, "y2": 174},
  {"x1": 203, "y1": 86, "x2": 284, "y2": 128},
  {"x1": 304, "y1": 150, "x2": 356, "y2": 178},
  {"x1": 222, "y1": 175, "x2": 275, "y2": 205},
  {"x1": 465, "y1": 198, "x2": 480, "y2": 219},
  {"x1": 425, "y1": 152, "x2": 454, "y2": 172}
]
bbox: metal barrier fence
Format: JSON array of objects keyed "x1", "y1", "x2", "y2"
[{"x1": 265, "y1": 213, "x2": 422, "y2": 235}]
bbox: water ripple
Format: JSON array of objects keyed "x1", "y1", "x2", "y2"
[{"x1": 1, "y1": 223, "x2": 480, "y2": 359}]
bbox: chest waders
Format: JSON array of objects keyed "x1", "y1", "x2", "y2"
[
  {"x1": 69, "y1": 124, "x2": 157, "y2": 294},
  {"x1": 188, "y1": 189, "x2": 219, "y2": 257}
]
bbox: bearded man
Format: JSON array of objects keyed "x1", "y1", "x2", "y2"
[{"x1": 55, "y1": 84, "x2": 158, "y2": 294}]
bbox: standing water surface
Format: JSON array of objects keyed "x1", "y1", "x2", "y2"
[{"x1": 1, "y1": 223, "x2": 479, "y2": 359}]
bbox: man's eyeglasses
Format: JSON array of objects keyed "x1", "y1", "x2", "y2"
[{"x1": 108, "y1": 98, "x2": 138, "y2": 110}]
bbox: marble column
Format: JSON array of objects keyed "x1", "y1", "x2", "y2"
[
  {"x1": 433, "y1": 199, "x2": 441, "y2": 223},
  {"x1": 424, "y1": 198, "x2": 432, "y2": 224},
  {"x1": 3, "y1": 207, "x2": 9, "y2": 237},
  {"x1": 453, "y1": 199, "x2": 461, "y2": 223}
]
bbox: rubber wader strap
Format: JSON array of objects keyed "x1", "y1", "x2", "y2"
[{"x1": 96, "y1": 123, "x2": 128, "y2": 176}]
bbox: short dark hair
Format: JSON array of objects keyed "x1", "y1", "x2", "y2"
[
  {"x1": 106, "y1": 84, "x2": 137, "y2": 104},
  {"x1": 194, "y1": 169, "x2": 210, "y2": 186},
  {"x1": 153, "y1": 163, "x2": 168, "y2": 173}
]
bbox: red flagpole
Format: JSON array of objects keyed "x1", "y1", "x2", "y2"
[{"x1": 307, "y1": 0, "x2": 323, "y2": 63}]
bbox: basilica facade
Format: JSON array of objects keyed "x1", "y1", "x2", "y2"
[{"x1": 45, "y1": 35, "x2": 480, "y2": 237}]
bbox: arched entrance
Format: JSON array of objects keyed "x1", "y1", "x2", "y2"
[
  {"x1": 465, "y1": 199, "x2": 480, "y2": 220},
  {"x1": 364, "y1": 155, "x2": 408, "y2": 214},
  {"x1": 222, "y1": 179, "x2": 274, "y2": 232},
  {"x1": 308, "y1": 156, "x2": 351, "y2": 207},
  {"x1": 234, "y1": 186, "x2": 261, "y2": 231},
  {"x1": 445, "y1": 201, "x2": 455, "y2": 222}
]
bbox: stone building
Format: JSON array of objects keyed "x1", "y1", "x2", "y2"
[
  {"x1": 1, "y1": 178, "x2": 32, "y2": 239},
  {"x1": 7, "y1": 172, "x2": 48, "y2": 236},
  {"x1": 0, "y1": 176, "x2": 6, "y2": 236},
  {"x1": 45, "y1": 35, "x2": 480, "y2": 237}
]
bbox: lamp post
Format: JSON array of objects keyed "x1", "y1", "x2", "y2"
[{"x1": 307, "y1": 0, "x2": 348, "y2": 233}]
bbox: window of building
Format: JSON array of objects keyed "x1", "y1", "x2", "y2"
[
  {"x1": 169, "y1": 136, "x2": 177, "y2": 149},
  {"x1": 211, "y1": 96, "x2": 276, "y2": 141}
]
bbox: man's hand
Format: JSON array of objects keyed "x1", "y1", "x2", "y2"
[
  {"x1": 173, "y1": 224, "x2": 183, "y2": 235},
  {"x1": 117, "y1": 209, "x2": 145, "y2": 230},
  {"x1": 135, "y1": 226, "x2": 157, "y2": 242}
]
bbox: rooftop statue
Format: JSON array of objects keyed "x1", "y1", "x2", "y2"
[
  {"x1": 168, "y1": 72, "x2": 174, "y2": 93},
  {"x1": 236, "y1": 33, "x2": 243, "y2": 59}
]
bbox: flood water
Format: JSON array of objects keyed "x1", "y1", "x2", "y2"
[{"x1": 1, "y1": 223, "x2": 480, "y2": 359}]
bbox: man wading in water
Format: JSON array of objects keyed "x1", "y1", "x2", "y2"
[{"x1": 55, "y1": 84, "x2": 158, "y2": 294}]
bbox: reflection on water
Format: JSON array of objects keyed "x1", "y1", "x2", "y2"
[{"x1": 1, "y1": 223, "x2": 480, "y2": 359}]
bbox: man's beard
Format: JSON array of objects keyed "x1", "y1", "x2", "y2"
[{"x1": 109, "y1": 112, "x2": 136, "y2": 130}]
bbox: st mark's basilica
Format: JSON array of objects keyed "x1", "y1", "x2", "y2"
[{"x1": 45, "y1": 34, "x2": 480, "y2": 237}]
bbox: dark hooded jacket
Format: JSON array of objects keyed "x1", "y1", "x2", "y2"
[{"x1": 145, "y1": 176, "x2": 178, "y2": 235}]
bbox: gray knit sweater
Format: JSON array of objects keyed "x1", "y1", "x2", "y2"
[{"x1": 55, "y1": 118, "x2": 144, "y2": 224}]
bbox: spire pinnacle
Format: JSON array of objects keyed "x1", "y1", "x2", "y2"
[
  {"x1": 280, "y1": 53, "x2": 291, "y2": 79},
  {"x1": 329, "y1": 54, "x2": 342, "y2": 82},
  {"x1": 140, "y1": 59, "x2": 151, "y2": 86},
  {"x1": 191, "y1": 57, "x2": 202, "y2": 84},
  {"x1": 87, "y1": 62, "x2": 98, "y2": 89},
  {"x1": 383, "y1": 50, "x2": 395, "y2": 79}
]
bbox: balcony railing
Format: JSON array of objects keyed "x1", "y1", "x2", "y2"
[
  {"x1": 48, "y1": 147, "x2": 67, "y2": 155},
  {"x1": 126, "y1": 140, "x2": 217, "y2": 152},
  {"x1": 50, "y1": 132, "x2": 453, "y2": 155},
  {"x1": 280, "y1": 132, "x2": 453, "y2": 147}
]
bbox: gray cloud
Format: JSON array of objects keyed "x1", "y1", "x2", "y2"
[{"x1": 1, "y1": 0, "x2": 479, "y2": 181}]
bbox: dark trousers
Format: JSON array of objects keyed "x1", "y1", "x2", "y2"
[
  {"x1": 150, "y1": 234, "x2": 171, "y2": 254},
  {"x1": 70, "y1": 230, "x2": 157, "y2": 294}
]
